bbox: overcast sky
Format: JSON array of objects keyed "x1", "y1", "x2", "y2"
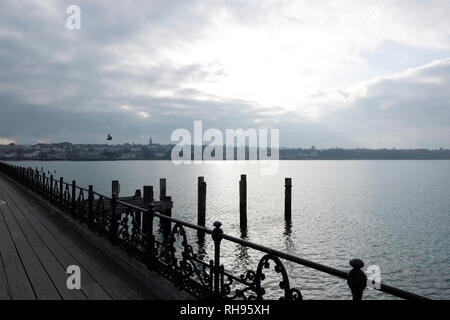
[{"x1": 1, "y1": 0, "x2": 450, "y2": 148}]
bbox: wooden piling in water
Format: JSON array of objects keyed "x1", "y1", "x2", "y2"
[
  {"x1": 112, "y1": 180, "x2": 120, "y2": 196},
  {"x1": 239, "y1": 174, "x2": 247, "y2": 229},
  {"x1": 198, "y1": 177, "x2": 206, "y2": 228},
  {"x1": 160, "y1": 178, "x2": 166, "y2": 200},
  {"x1": 285, "y1": 178, "x2": 292, "y2": 220}
]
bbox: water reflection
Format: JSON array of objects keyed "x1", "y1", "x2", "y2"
[
  {"x1": 283, "y1": 220, "x2": 295, "y2": 255},
  {"x1": 196, "y1": 235, "x2": 207, "y2": 261},
  {"x1": 231, "y1": 227, "x2": 250, "y2": 273}
]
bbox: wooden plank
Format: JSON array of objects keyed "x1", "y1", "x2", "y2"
[
  {"x1": 0, "y1": 187, "x2": 86, "y2": 300},
  {"x1": 7, "y1": 193, "x2": 113, "y2": 300},
  {"x1": 0, "y1": 201, "x2": 60, "y2": 300},
  {"x1": 1, "y1": 182, "x2": 137, "y2": 300},
  {"x1": 0, "y1": 206, "x2": 36, "y2": 300},
  {"x1": 0, "y1": 252, "x2": 12, "y2": 300},
  {"x1": 0, "y1": 190, "x2": 102, "y2": 299}
]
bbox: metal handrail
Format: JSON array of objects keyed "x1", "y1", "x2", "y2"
[{"x1": 0, "y1": 161, "x2": 430, "y2": 300}]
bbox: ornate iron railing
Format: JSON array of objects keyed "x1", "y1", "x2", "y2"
[{"x1": 0, "y1": 162, "x2": 430, "y2": 300}]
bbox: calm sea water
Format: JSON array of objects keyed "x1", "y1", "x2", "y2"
[{"x1": 9, "y1": 160, "x2": 450, "y2": 299}]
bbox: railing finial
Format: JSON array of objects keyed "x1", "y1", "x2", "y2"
[
  {"x1": 212, "y1": 221, "x2": 223, "y2": 240},
  {"x1": 347, "y1": 258, "x2": 367, "y2": 300}
]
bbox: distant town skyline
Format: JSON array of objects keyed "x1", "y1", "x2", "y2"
[{"x1": 1, "y1": 141, "x2": 449, "y2": 161}]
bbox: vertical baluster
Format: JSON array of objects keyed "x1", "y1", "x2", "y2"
[
  {"x1": 212, "y1": 221, "x2": 223, "y2": 298},
  {"x1": 59, "y1": 177, "x2": 63, "y2": 208},
  {"x1": 146, "y1": 204, "x2": 155, "y2": 269},
  {"x1": 50, "y1": 175, "x2": 54, "y2": 203},
  {"x1": 110, "y1": 193, "x2": 118, "y2": 244},
  {"x1": 71, "y1": 180, "x2": 76, "y2": 218},
  {"x1": 88, "y1": 185, "x2": 94, "y2": 230},
  {"x1": 42, "y1": 172, "x2": 46, "y2": 197}
]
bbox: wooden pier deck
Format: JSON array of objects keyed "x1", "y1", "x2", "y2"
[{"x1": 0, "y1": 173, "x2": 190, "y2": 300}]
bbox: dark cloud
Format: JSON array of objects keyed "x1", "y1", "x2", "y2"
[{"x1": 0, "y1": 1, "x2": 449, "y2": 147}]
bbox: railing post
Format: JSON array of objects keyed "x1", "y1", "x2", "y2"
[
  {"x1": 49, "y1": 175, "x2": 54, "y2": 203},
  {"x1": 88, "y1": 185, "x2": 94, "y2": 230},
  {"x1": 59, "y1": 177, "x2": 63, "y2": 208},
  {"x1": 347, "y1": 258, "x2": 367, "y2": 300},
  {"x1": 71, "y1": 180, "x2": 76, "y2": 218},
  {"x1": 42, "y1": 172, "x2": 46, "y2": 197},
  {"x1": 212, "y1": 221, "x2": 223, "y2": 298},
  {"x1": 110, "y1": 193, "x2": 118, "y2": 244},
  {"x1": 146, "y1": 204, "x2": 155, "y2": 269}
]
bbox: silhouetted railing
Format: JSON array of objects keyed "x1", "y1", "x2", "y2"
[{"x1": 0, "y1": 162, "x2": 430, "y2": 300}]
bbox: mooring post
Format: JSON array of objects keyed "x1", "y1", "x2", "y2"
[
  {"x1": 347, "y1": 259, "x2": 367, "y2": 300},
  {"x1": 88, "y1": 185, "x2": 94, "y2": 230},
  {"x1": 142, "y1": 186, "x2": 154, "y2": 233},
  {"x1": 285, "y1": 178, "x2": 292, "y2": 220},
  {"x1": 198, "y1": 177, "x2": 207, "y2": 228},
  {"x1": 71, "y1": 180, "x2": 76, "y2": 218},
  {"x1": 59, "y1": 177, "x2": 63, "y2": 208},
  {"x1": 112, "y1": 180, "x2": 120, "y2": 197},
  {"x1": 160, "y1": 178, "x2": 166, "y2": 200},
  {"x1": 239, "y1": 174, "x2": 247, "y2": 229}
]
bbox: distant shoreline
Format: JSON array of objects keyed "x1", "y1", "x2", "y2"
[
  {"x1": 2, "y1": 144, "x2": 450, "y2": 161},
  {"x1": 3, "y1": 158, "x2": 450, "y2": 161}
]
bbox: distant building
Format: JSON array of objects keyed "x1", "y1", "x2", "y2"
[{"x1": 149, "y1": 136, "x2": 153, "y2": 145}]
